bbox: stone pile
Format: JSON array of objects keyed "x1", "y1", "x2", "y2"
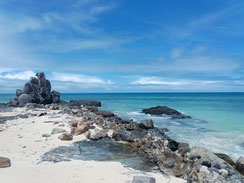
[{"x1": 9, "y1": 72, "x2": 60, "y2": 106}]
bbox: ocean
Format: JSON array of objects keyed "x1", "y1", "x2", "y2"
[{"x1": 1, "y1": 93, "x2": 244, "y2": 160}]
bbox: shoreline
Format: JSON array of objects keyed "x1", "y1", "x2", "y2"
[{"x1": 0, "y1": 102, "x2": 243, "y2": 182}]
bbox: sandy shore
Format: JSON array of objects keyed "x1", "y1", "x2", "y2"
[{"x1": 0, "y1": 107, "x2": 185, "y2": 183}]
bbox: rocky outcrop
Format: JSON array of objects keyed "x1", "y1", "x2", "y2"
[
  {"x1": 142, "y1": 106, "x2": 191, "y2": 119},
  {"x1": 0, "y1": 157, "x2": 11, "y2": 168},
  {"x1": 9, "y1": 72, "x2": 60, "y2": 107}
]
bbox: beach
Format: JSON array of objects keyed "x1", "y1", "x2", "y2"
[{"x1": 0, "y1": 107, "x2": 185, "y2": 183}]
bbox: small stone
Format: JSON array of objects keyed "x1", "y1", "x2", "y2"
[
  {"x1": 132, "y1": 176, "x2": 156, "y2": 183},
  {"x1": 58, "y1": 132, "x2": 73, "y2": 141},
  {"x1": 72, "y1": 120, "x2": 79, "y2": 127},
  {"x1": 38, "y1": 112, "x2": 47, "y2": 117},
  {"x1": 212, "y1": 162, "x2": 221, "y2": 169},
  {"x1": 42, "y1": 134, "x2": 51, "y2": 138},
  {"x1": 0, "y1": 157, "x2": 11, "y2": 168},
  {"x1": 51, "y1": 128, "x2": 67, "y2": 134}
]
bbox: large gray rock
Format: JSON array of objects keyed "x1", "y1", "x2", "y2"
[
  {"x1": 0, "y1": 157, "x2": 11, "y2": 168},
  {"x1": 88, "y1": 129, "x2": 108, "y2": 140},
  {"x1": 139, "y1": 119, "x2": 154, "y2": 129},
  {"x1": 132, "y1": 176, "x2": 156, "y2": 183},
  {"x1": 9, "y1": 72, "x2": 61, "y2": 106},
  {"x1": 18, "y1": 94, "x2": 32, "y2": 106}
]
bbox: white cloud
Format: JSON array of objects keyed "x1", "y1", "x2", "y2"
[
  {"x1": 51, "y1": 72, "x2": 113, "y2": 85},
  {"x1": 131, "y1": 77, "x2": 182, "y2": 85},
  {"x1": 0, "y1": 71, "x2": 35, "y2": 80}
]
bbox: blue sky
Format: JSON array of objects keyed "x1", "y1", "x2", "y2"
[{"x1": 0, "y1": 0, "x2": 244, "y2": 93}]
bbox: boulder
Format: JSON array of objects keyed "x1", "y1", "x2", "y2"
[
  {"x1": 112, "y1": 130, "x2": 134, "y2": 142},
  {"x1": 132, "y1": 176, "x2": 156, "y2": 183},
  {"x1": 0, "y1": 157, "x2": 11, "y2": 168},
  {"x1": 141, "y1": 106, "x2": 191, "y2": 119},
  {"x1": 139, "y1": 119, "x2": 154, "y2": 129},
  {"x1": 69, "y1": 100, "x2": 101, "y2": 107},
  {"x1": 58, "y1": 132, "x2": 73, "y2": 141},
  {"x1": 51, "y1": 128, "x2": 67, "y2": 135},
  {"x1": 51, "y1": 91, "x2": 60, "y2": 103},
  {"x1": 88, "y1": 129, "x2": 108, "y2": 140},
  {"x1": 18, "y1": 94, "x2": 32, "y2": 106},
  {"x1": 74, "y1": 124, "x2": 89, "y2": 135},
  {"x1": 236, "y1": 157, "x2": 244, "y2": 175},
  {"x1": 98, "y1": 110, "x2": 114, "y2": 118}
]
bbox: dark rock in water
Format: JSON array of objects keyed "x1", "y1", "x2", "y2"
[
  {"x1": 132, "y1": 176, "x2": 156, "y2": 183},
  {"x1": 141, "y1": 106, "x2": 191, "y2": 119},
  {"x1": 9, "y1": 72, "x2": 61, "y2": 106},
  {"x1": 0, "y1": 157, "x2": 11, "y2": 168},
  {"x1": 139, "y1": 119, "x2": 154, "y2": 129},
  {"x1": 69, "y1": 100, "x2": 101, "y2": 107},
  {"x1": 214, "y1": 153, "x2": 236, "y2": 168},
  {"x1": 236, "y1": 157, "x2": 244, "y2": 175},
  {"x1": 98, "y1": 110, "x2": 114, "y2": 118}
]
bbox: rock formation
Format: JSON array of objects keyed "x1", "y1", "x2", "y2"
[
  {"x1": 142, "y1": 106, "x2": 191, "y2": 119},
  {"x1": 9, "y1": 72, "x2": 60, "y2": 106}
]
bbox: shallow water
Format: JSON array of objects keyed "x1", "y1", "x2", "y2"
[{"x1": 1, "y1": 93, "x2": 244, "y2": 160}]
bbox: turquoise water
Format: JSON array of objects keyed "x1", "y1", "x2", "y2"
[{"x1": 1, "y1": 93, "x2": 244, "y2": 159}]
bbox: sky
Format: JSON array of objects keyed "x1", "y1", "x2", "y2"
[{"x1": 0, "y1": 0, "x2": 244, "y2": 93}]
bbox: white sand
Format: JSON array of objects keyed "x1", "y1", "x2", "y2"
[{"x1": 0, "y1": 107, "x2": 186, "y2": 183}]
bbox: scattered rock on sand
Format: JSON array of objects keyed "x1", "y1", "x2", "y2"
[
  {"x1": 139, "y1": 119, "x2": 154, "y2": 129},
  {"x1": 74, "y1": 124, "x2": 89, "y2": 135},
  {"x1": 42, "y1": 134, "x2": 51, "y2": 138},
  {"x1": 0, "y1": 157, "x2": 11, "y2": 168},
  {"x1": 51, "y1": 128, "x2": 67, "y2": 134},
  {"x1": 58, "y1": 132, "x2": 73, "y2": 141},
  {"x1": 132, "y1": 176, "x2": 156, "y2": 183},
  {"x1": 236, "y1": 157, "x2": 244, "y2": 175},
  {"x1": 88, "y1": 129, "x2": 108, "y2": 140}
]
